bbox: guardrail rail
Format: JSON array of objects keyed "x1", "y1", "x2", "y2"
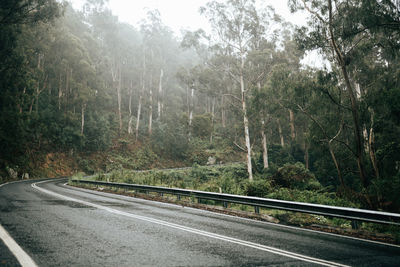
[{"x1": 70, "y1": 179, "x2": 400, "y2": 226}]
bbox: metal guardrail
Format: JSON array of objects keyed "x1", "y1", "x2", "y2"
[{"x1": 71, "y1": 179, "x2": 400, "y2": 226}]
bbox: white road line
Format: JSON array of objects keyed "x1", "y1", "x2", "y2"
[
  {"x1": 33, "y1": 180, "x2": 349, "y2": 267},
  {"x1": 0, "y1": 224, "x2": 38, "y2": 267},
  {"x1": 0, "y1": 181, "x2": 38, "y2": 267}
]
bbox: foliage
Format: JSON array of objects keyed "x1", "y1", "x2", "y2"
[
  {"x1": 267, "y1": 188, "x2": 357, "y2": 207},
  {"x1": 241, "y1": 179, "x2": 272, "y2": 198},
  {"x1": 186, "y1": 138, "x2": 212, "y2": 165},
  {"x1": 151, "y1": 114, "x2": 189, "y2": 160},
  {"x1": 77, "y1": 158, "x2": 95, "y2": 175},
  {"x1": 191, "y1": 114, "x2": 213, "y2": 138},
  {"x1": 0, "y1": 0, "x2": 64, "y2": 25},
  {"x1": 272, "y1": 162, "x2": 321, "y2": 190}
]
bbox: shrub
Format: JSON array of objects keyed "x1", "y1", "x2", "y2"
[
  {"x1": 267, "y1": 188, "x2": 358, "y2": 207},
  {"x1": 241, "y1": 179, "x2": 272, "y2": 198},
  {"x1": 151, "y1": 116, "x2": 189, "y2": 160},
  {"x1": 187, "y1": 138, "x2": 211, "y2": 164},
  {"x1": 268, "y1": 144, "x2": 295, "y2": 166},
  {"x1": 95, "y1": 172, "x2": 106, "y2": 181},
  {"x1": 221, "y1": 163, "x2": 248, "y2": 181},
  {"x1": 132, "y1": 146, "x2": 157, "y2": 170},
  {"x1": 198, "y1": 181, "x2": 220, "y2": 193},
  {"x1": 190, "y1": 164, "x2": 219, "y2": 183},
  {"x1": 272, "y1": 162, "x2": 321, "y2": 190},
  {"x1": 77, "y1": 158, "x2": 94, "y2": 174},
  {"x1": 192, "y1": 113, "x2": 212, "y2": 138},
  {"x1": 217, "y1": 174, "x2": 238, "y2": 194}
]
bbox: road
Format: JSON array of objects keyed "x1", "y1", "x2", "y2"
[{"x1": 1, "y1": 178, "x2": 399, "y2": 266}]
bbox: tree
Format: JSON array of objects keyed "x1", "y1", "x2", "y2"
[
  {"x1": 0, "y1": 0, "x2": 63, "y2": 25},
  {"x1": 290, "y1": 0, "x2": 400, "y2": 207},
  {"x1": 0, "y1": 0, "x2": 64, "y2": 171},
  {"x1": 289, "y1": 0, "x2": 368, "y2": 187},
  {"x1": 200, "y1": 0, "x2": 275, "y2": 180}
]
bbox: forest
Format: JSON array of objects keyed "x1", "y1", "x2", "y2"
[{"x1": 0, "y1": 0, "x2": 399, "y2": 213}]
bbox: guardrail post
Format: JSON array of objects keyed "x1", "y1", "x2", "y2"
[
  {"x1": 351, "y1": 220, "x2": 359, "y2": 230},
  {"x1": 254, "y1": 206, "x2": 260, "y2": 214},
  {"x1": 177, "y1": 195, "x2": 181, "y2": 201},
  {"x1": 223, "y1": 202, "x2": 228, "y2": 209}
]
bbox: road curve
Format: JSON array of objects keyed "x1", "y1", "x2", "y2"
[{"x1": 1, "y1": 178, "x2": 399, "y2": 266}]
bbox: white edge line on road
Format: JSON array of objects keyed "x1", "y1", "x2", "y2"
[
  {"x1": 62, "y1": 180, "x2": 400, "y2": 249},
  {"x1": 0, "y1": 225, "x2": 38, "y2": 267},
  {"x1": 34, "y1": 180, "x2": 348, "y2": 267},
  {"x1": 0, "y1": 182, "x2": 38, "y2": 267}
]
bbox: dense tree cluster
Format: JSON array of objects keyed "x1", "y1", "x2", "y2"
[{"x1": 0, "y1": 0, "x2": 399, "y2": 211}]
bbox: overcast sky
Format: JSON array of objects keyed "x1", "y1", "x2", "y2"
[{"x1": 70, "y1": 0, "x2": 308, "y2": 34}]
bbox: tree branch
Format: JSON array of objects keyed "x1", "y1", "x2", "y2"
[
  {"x1": 233, "y1": 141, "x2": 247, "y2": 152},
  {"x1": 300, "y1": 0, "x2": 326, "y2": 24}
]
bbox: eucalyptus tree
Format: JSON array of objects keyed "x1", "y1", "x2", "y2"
[
  {"x1": 246, "y1": 33, "x2": 280, "y2": 169},
  {"x1": 0, "y1": 0, "x2": 63, "y2": 25},
  {"x1": 139, "y1": 10, "x2": 174, "y2": 136},
  {"x1": 200, "y1": 0, "x2": 277, "y2": 179},
  {"x1": 195, "y1": 64, "x2": 228, "y2": 142},
  {"x1": 0, "y1": 0, "x2": 64, "y2": 169},
  {"x1": 179, "y1": 29, "x2": 212, "y2": 136},
  {"x1": 85, "y1": 6, "x2": 126, "y2": 135},
  {"x1": 112, "y1": 23, "x2": 141, "y2": 136},
  {"x1": 289, "y1": 0, "x2": 368, "y2": 187},
  {"x1": 289, "y1": 0, "x2": 400, "y2": 191}
]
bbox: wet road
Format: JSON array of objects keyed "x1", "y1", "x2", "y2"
[{"x1": 1, "y1": 178, "x2": 399, "y2": 266}]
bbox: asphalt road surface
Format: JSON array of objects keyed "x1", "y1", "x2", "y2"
[{"x1": 1, "y1": 178, "x2": 399, "y2": 266}]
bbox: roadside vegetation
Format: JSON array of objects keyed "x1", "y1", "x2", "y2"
[{"x1": 71, "y1": 161, "x2": 400, "y2": 244}]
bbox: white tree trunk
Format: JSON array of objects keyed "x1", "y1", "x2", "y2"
[
  {"x1": 189, "y1": 88, "x2": 194, "y2": 126},
  {"x1": 256, "y1": 80, "x2": 268, "y2": 169},
  {"x1": 117, "y1": 67, "x2": 122, "y2": 133},
  {"x1": 186, "y1": 85, "x2": 190, "y2": 115},
  {"x1": 148, "y1": 50, "x2": 153, "y2": 135},
  {"x1": 261, "y1": 119, "x2": 269, "y2": 169},
  {"x1": 157, "y1": 69, "x2": 163, "y2": 120},
  {"x1": 136, "y1": 95, "x2": 142, "y2": 141},
  {"x1": 137, "y1": 51, "x2": 146, "y2": 141},
  {"x1": 221, "y1": 95, "x2": 226, "y2": 128},
  {"x1": 128, "y1": 117, "x2": 133, "y2": 135},
  {"x1": 81, "y1": 103, "x2": 86, "y2": 135},
  {"x1": 149, "y1": 86, "x2": 153, "y2": 135},
  {"x1": 277, "y1": 118, "x2": 285, "y2": 147},
  {"x1": 240, "y1": 54, "x2": 253, "y2": 180}
]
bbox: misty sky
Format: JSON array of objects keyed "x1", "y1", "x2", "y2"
[{"x1": 70, "y1": 0, "x2": 308, "y2": 34}]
